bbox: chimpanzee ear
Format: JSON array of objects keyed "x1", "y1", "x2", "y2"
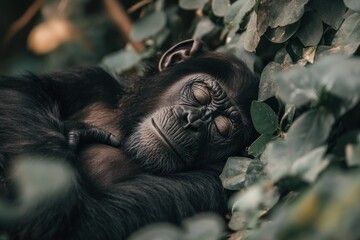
[{"x1": 158, "y1": 39, "x2": 203, "y2": 72}]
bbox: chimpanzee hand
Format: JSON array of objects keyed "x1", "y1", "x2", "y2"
[{"x1": 64, "y1": 121, "x2": 121, "y2": 151}]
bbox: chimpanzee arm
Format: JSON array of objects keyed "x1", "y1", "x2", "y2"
[
  {"x1": 0, "y1": 67, "x2": 123, "y2": 158},
  {"x1": 38, "y1": 68, "x2": 125, "y2": 118},
  {"x1": 12, "y1": 166, "x2": 228, "y2": 240}
]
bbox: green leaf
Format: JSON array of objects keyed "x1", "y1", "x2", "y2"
[
  {"x1": 248, "y1": 134, "x2": 274, "y2": 157},
  {"x1": 220, "y1": 34, "x2": 257, "y2": 71},
  {"x1": 266, "y1": 110, "x2": 335, "y2": 181},
  {"x1": 315, "y1": 43, "x2": 360, "y2": 59},
  {"x1": 280, "y1": 104, "x2": 296, "y2": 131},
  {"x1": 243, "y1": 11, "x2": 261, "y2": 52},
  {"x1": 315, "y1": 57, "x2": 360, "y2": 110},
  {"x1": 212, "y1": 0, "x2": 230, "y2": 17},
  {"x1": 128, "y1": 223, "x2": 182, "y2": 240},
  {"x1": 230, "y1": 182, "x2": 280, "y2": 220},
  {"x1": 344, "y1": 0, "x2": 360, "y2": 12},
  {"x1": 220, "y1": 157, "x2": 253, "y2": 190},
  {"x1": 345, "y1": 133, "x2": 360, "y2": 167},
  {"x1": 101, "y1": 46, "x2": 141, "y2": 75},
  {"x1": 265, "y1": 21, "x2": 300, "y2": 43},
  {"x1": 257, "y1": 0, "x2": 309, "y2": 36},
  {"x1": 296, "y1": 11, "x2": 323, "y2": 46},
  {"x1": 131, "y1": 11, "x2": 166, "y2": 41},
  {"x1": 332, "y1": 12, "x2": 360, "y2": 47},
  {"x1": 313, "y1": 0, "x2": 346, "y2": 30},
  {"x1": 276, "y1": 65, "x2": 319, "y2": 107},
  {"x1": 179, "y1": 0, "x2": 208, "y2": 10},
  {"x1": 258, "y1": 62, "x2": 282, "y2": 101},
  {"x1": 192, "y1": 17, "x2": 215, "y2": 39},
  {"x1": 223, "y1": 0, "x2": 255, "y2": 37},
  {"x1": 182, "y1": 213, "x2": 225, "y2": 240},
  {"x1": 251, "y1": 101, "x2": 279, "y2": 135},
  {"x1": 290, "y1": 146, "x2": 328, "y2": 182}
]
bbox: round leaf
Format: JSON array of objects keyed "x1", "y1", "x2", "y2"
[
  {"x1": 220, "y1": 157, "x2": 253, "y2": 190},
  {"x1": 182, "y1": 214, "x2": 225, "y2": 240},
  {"x1": 266, "y1": 110, "x2": 335, "y2": 181},
  {"x1": 243, "y1": 11, "x2": 261, "y2": 52},
  {"x1": 223, "y1": 0, "x2": 255, "y2": 37},
  {"x1": 344, "y1": 0, "x2": 360, "y2": 12},
  {"x1": 251, "y1": 101, "x2": 279, "y2": 135},
  {"x1": 179, "y1": 0, "x2": 208, "y2": 10},
  {"x1": 128, "y1": 223, "x2": 182, "y2": 240},
  {"x1": 276, "y1": 66, "x2": 319, "y2": 107},
  {"x1": 212, "y1": 0, "x2": 230, "y2": 17},
  {"x1": 313, "y1": 0, "x2": 346, "y2": 30},
  {"x1": 131, "y1": 11, "x2": 166, "y2": 41},
  {"x1": 257, "y1": 0, "x2": 309, "y2": 36},
  {"x1": 265, "y1": 21, "x2": 300, "y2": 43},
  {"x1": 101, "y1": 47, "x2": 141, "y2": 75},
  {"x1": 332, "y1": 12, "x2": 360, "y2": 47},
  {"x1": 192, "y1": 17, "x2": 215, "y2": 39},
  {"x1": 297, "y1": 11, "x2": 323, "y2": 46},
  {"x1": 248, "y1": 134, "x2": 274, "y2": 157}
]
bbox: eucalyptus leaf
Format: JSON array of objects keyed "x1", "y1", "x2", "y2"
[
  {"x1": 220, "y1": 157, "x2": 253, "y2": 190},
  {"x1": 265, "y1": 21, "x2": 300, "y2": 43},
  {"x1": 313, "y1": 0, "x2": 346, "y2": 30},
  {"x1": 101, "y1": 47, "x2": 141, "y2": 75},
  {"x1": 182, "y1": 214, "x2": 225, "y2": 240},
  {"x1": 131, "y1": 11, "x2": 166, "y2": 41},
  {"x1": 276, "y1": 66, "x2": 319, "y2": 107},
  {"x1": 332, "y1": 12, "x2": 360, "y2": 47},
  {"x1": 346, "y1": 141, "x2": 360, "y2": 167},
  {"x1": 220, "y1": 34, "x2": 256, "y2": 71},
  {"x1": 128, "y1": 223, "x2": 182, "y2": 240},
  {"x1": 316, "y1": 57, "x2": 360, "y2": 110},
  {"x1": 212, "y1": 0, "x2": 230, "y2": 17},
  {"x1": 243, "y1": 11, "x2": 261, "y2": 52},
  {"x1": 179, "y1": 0, "x2": 208, "y2": 10},
  {"x1": 266, "y1": 110, "x2": 335, "y2": 181},
  {"x1": 258, "y1": 62, "x2": 282, "y2": 101},
  {"x1": 315, "y1": 43, "x2": 360, "y2": 59},
  {"x1": 279, "y1": 104, "x2": 296, "y2": 131},
  {"x1": 344, "y1": 0, "x2": 360, "y2": 12},
  {"x1": 192, "y1": 17, "x2": 215, "y2": 39},
  {"x1": 297, "y1": 11, "x2": 323, "y2": 46},
  {"x1": 257, "y1": 0, "x2": 309, "y2": 36},
  {"x1": 251, "y1": 101, "x2": 279, "y2": 135},
  {"x1": 223, "y1": 0, "x2": 255, "y2": 36},
  {"x1": 290, "y1": 146, "x2": 328, "y2": 182},
  {"x1": 286, "y1": 110, "x2": 335, "y2": 154},
  {"x1": 248, "y1": 134, "x2": 274, "y2": 157},
  {"x1": 231, "y1": 182, "x2": 280, "y2": 213}
]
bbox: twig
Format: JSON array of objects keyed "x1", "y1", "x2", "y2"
[
  {"x1": 103, "y1": 0, "x2": 145, "y2": 53},
  {"x1": 2, "y1": 0, "x2": 43, "y2": 46},
  {"x1": 127, "y1": 0, "x2": 153, "y2": 14}
]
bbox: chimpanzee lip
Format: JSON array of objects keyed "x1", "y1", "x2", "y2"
[{"x1": 150, "y1": 118, "x2": 187, "y2": 166}]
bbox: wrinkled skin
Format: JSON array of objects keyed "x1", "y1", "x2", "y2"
[{"x1": 127, "y1": 74, "x2": 250, "y2": 173}]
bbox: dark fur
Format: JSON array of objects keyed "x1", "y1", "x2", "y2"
[{"x1": 0, "y1": 48, "x2": 258, "y2": 239}]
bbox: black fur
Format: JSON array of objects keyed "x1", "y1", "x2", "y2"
[{"x1": 0, "y1": 46, "x2": 258, "y2": 239}]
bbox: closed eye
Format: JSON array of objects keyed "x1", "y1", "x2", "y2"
[
  {"x1": 214, "y1": 116, "x2": 232, "y2": 137},
  {"x1": 192, "y1": 83, "x2": 210, "y2": 105}
]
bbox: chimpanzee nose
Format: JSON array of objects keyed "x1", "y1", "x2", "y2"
[{"x1": 175, "y1": 106, "x2": 205, "y2": 130}]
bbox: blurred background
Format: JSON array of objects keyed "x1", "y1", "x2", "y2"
[{"x1": 0, "y1": 0, "x2": 192, "y2": 75}]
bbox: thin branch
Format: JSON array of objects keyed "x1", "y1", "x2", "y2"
[
  {"x1": 127, "y1": 0, "x2": 153, "y2": 14},
  {"x1": 103, "y1": 0, "x2": 145, "y2": 53},
  {"x1": 2, "y1": 0, "x2": 43, "y2": 46}
]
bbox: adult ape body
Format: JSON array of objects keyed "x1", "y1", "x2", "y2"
[{"x1": 0, "y1": 40, "x2": 258, "y2": 239}]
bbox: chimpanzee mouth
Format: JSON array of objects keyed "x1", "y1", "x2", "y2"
[{"x1": 150, "y1": 118, "x2": 186, "y2": 165}]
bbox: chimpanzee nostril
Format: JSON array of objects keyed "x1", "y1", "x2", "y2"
[{"x1": 176, "y1": 106, "x2": 204, "y2": 131}]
